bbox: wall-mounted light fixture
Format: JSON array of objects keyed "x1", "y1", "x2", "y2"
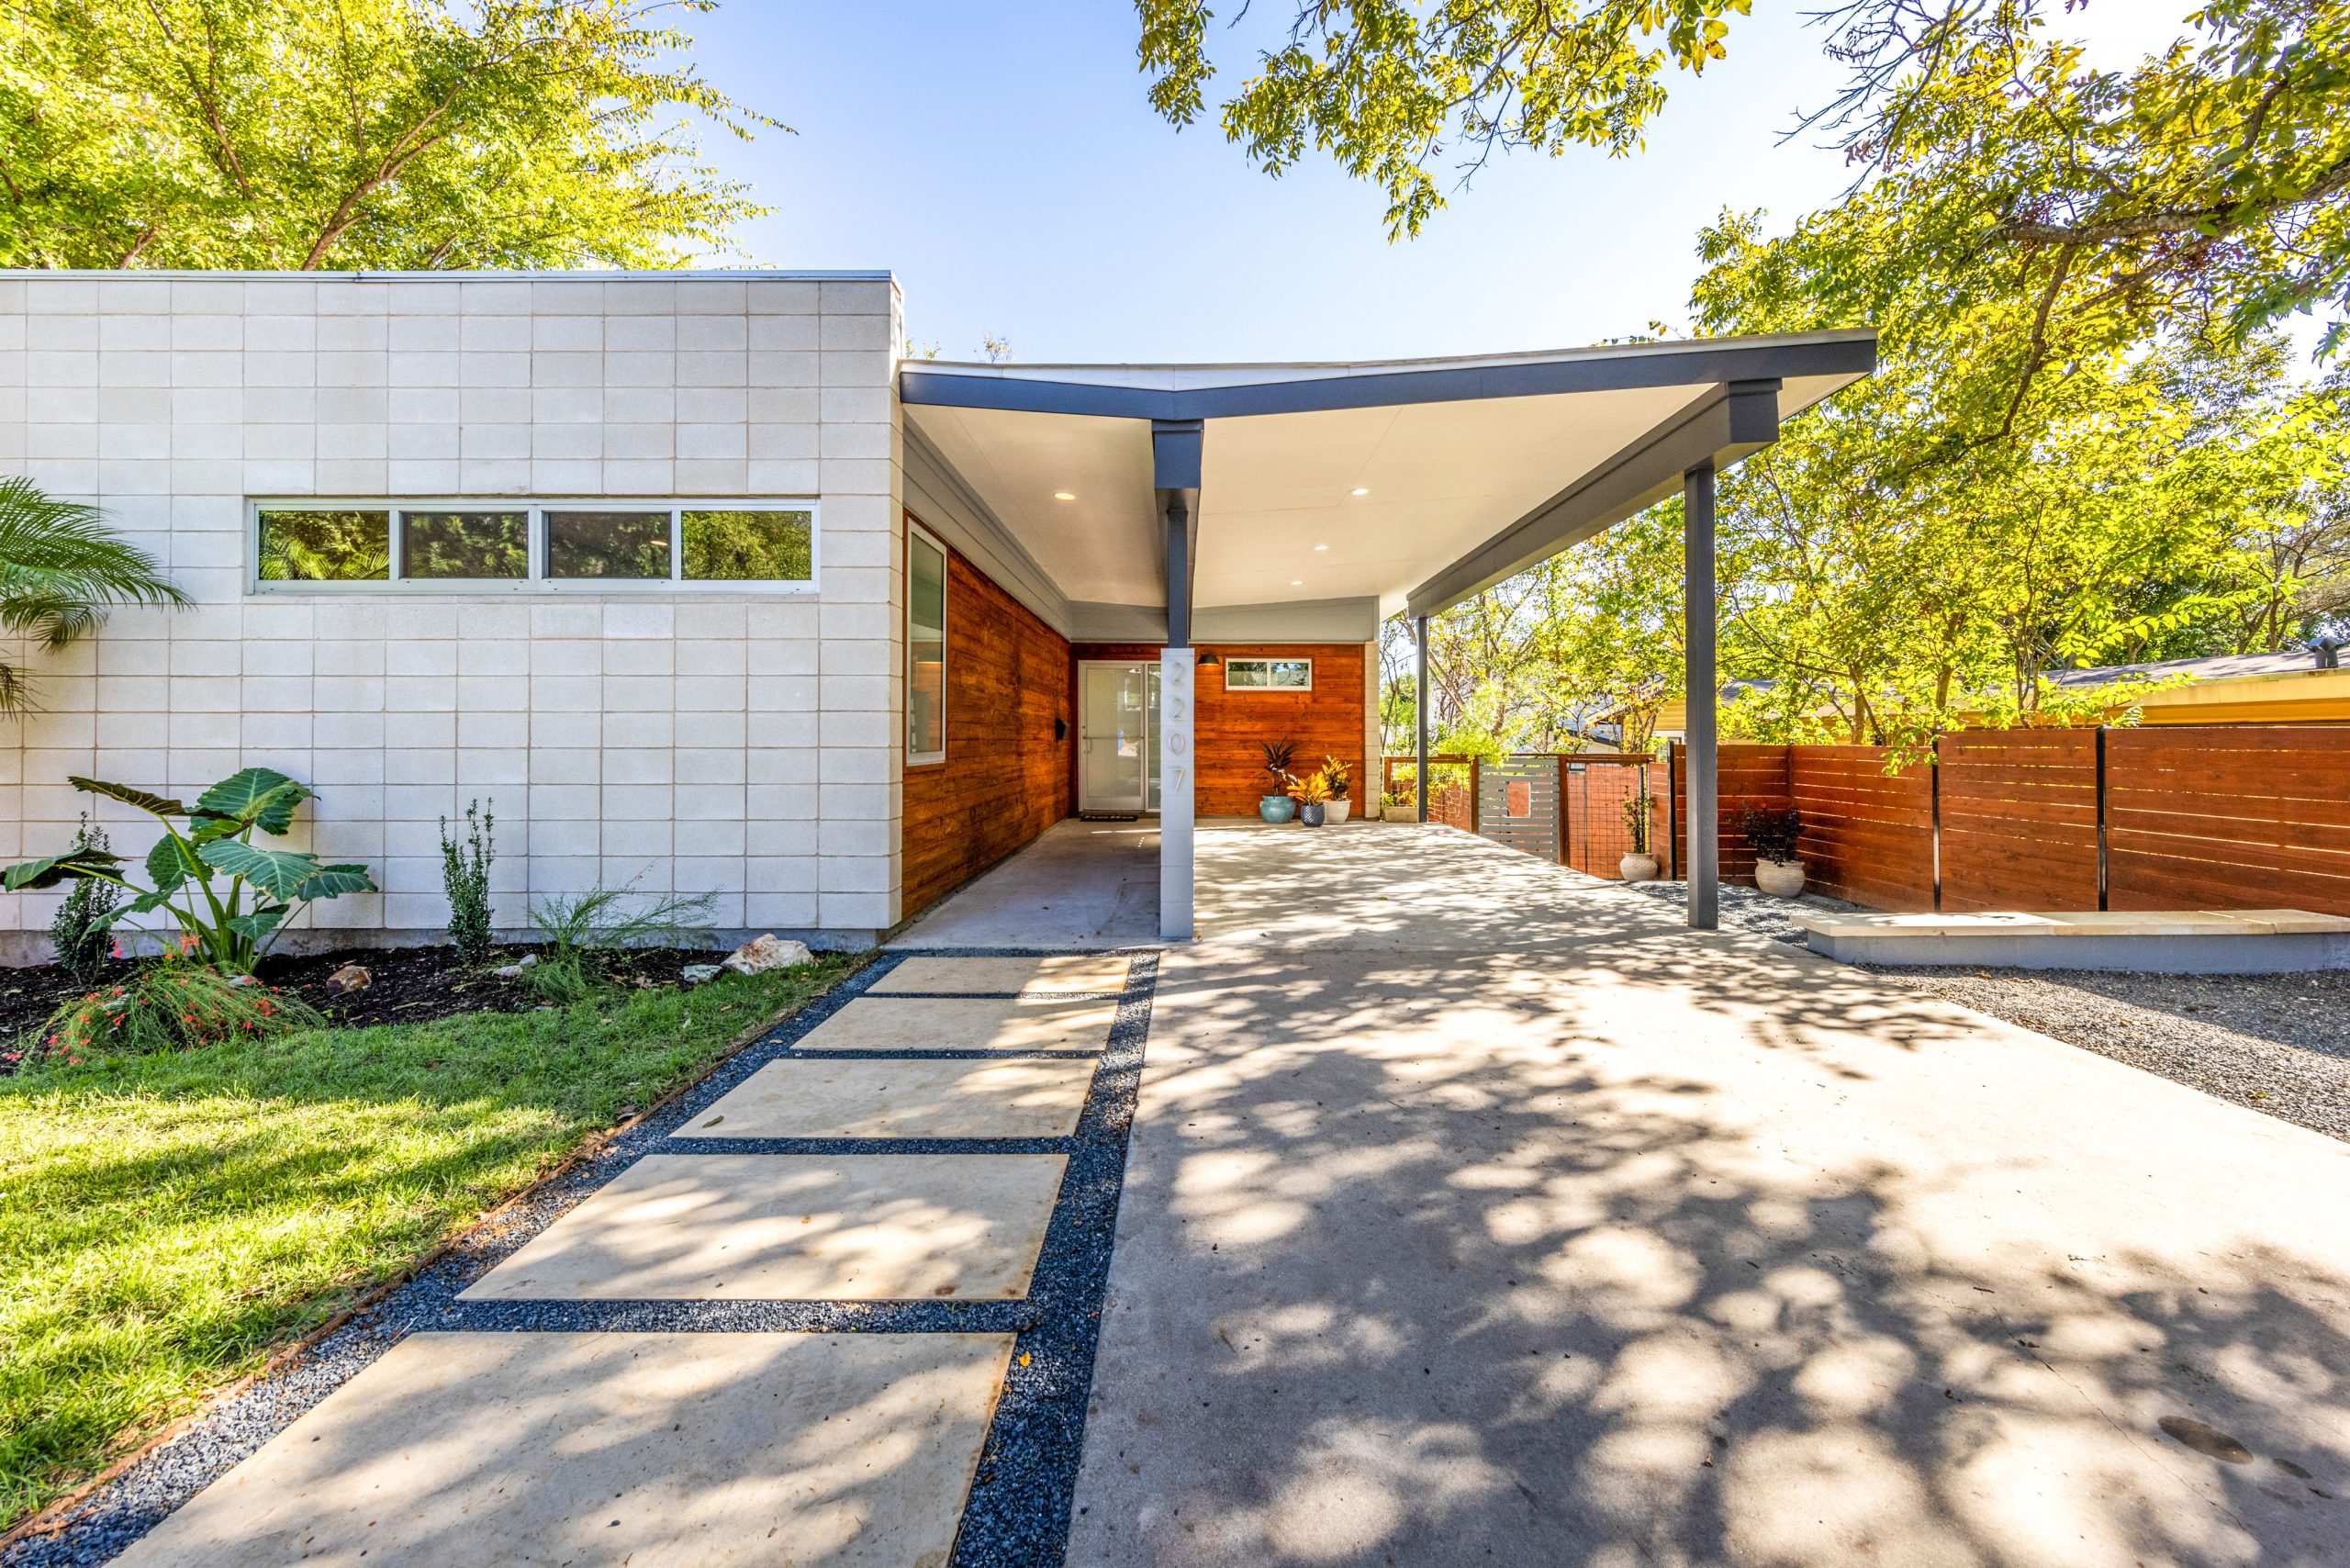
[{"x1": 1196, "y1": 650, "x2": 1222, "y2": 670}]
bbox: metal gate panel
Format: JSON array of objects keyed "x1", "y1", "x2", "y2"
[{"x1": 1477, "y1": 755, "x2": 1561, "y2": 860}]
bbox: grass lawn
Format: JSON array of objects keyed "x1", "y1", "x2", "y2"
[{"x1": 0, "y1": 955, "x2": 860, "y2": 1531}]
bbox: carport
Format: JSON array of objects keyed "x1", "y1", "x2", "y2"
[{"x1": 898, "y1": 331, "x2": 1877, "y2": 938}]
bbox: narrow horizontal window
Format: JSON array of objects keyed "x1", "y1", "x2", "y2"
[
  {"x1": 252, "y1": 499, "x2": 820, "y2": 594},
  {"x1": 257, "y1": 509, "x2": 389, "y2": 581},
  {"x1": 544, "y1": 510, "x2": 674, "y2": 580},
  {"x1": 683, "y1": 509, "x2": 813, "y2": 582},
  {"x1": 1224, "y1": 656, "x2": 1313, "y2": 691},
  {"x1": 402, "y1": 510, "x2": 528, "y2": 580}
]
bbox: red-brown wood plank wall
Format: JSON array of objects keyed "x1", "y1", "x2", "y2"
[{"x1": 901, "y1": 518, "x2": 1074, "y2": 919}]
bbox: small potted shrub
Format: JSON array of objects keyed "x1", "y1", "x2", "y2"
[
  {"x1": 1380, "y1": 789, "x2": 1411, "y2": 823},
  {"x1": 1259, "y1": 740, "x2": 1299, "y2": 823},
  {"x1": 1619, "y1": 791, "x2": 1660, "y2": 882},
  {"x1": 1741, "y1": 805, "x2": 1806, "y2": 897},
  {"x1": 1291, "y1": 768, "x2": 1333, "y2": 827},
  {"x1": 1320, "y1": 756, "x2": 1353, "y2": 823}
]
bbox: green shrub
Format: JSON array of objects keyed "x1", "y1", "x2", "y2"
[
  {"x1": 0, "y1": 768, "x2": 375, "y2": 972},
  {"x1": 25, "y1": 955, "x2": 324, "y2": 1068},
  {"x1": 439, "y1": 800, "x2": 497, "y2": 965},
  {"x1": 525, "y1": 887, "x2": 716, "y2": 1003},
  {"x1": 47, "y1": 815, "x2": 121, "y2": 984}
]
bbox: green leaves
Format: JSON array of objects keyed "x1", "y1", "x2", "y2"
[
  {"x1": 196, "y1": 768, "x2": 309, "y2": 835},
  {"x1": 68, "y1": 778, "x2": 186, "y2": 820},
  {"x1": 0, "y1": 849, "x2": 124, "y2": 891},
  {"x1": 11, "y1": 767, "x2": 375, "y2": 970},
  {"x1": 1134, "y1": 0, "x2": 1756, "y2": 238},
  {"x1": 0, "y1": 0, "x2": 781, "y2": 272}
]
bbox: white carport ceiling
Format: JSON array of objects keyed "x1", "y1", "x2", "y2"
[{"x1": 898, "y1": 334, "x2": 1874, "y2": 621}]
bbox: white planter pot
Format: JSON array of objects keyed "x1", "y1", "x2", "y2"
[
  {"x1": 1754, "y1": 857, "x2": 1807, "y2": 899},
  {"x1": 1326, "y1": 799, "x2": 1351, "y2": 824},
  {"x1": 1618, "y1": 852, "x2": 1661, "y2": 883}
]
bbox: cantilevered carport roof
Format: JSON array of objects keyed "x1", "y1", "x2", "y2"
[{"x1": 900, "y1": 330, "x2": 1874, "y2": 633}]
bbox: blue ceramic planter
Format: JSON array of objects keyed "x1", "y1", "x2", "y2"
[{"x1": 1259, "y1": 795, "x2": 1297, "y2": 823}]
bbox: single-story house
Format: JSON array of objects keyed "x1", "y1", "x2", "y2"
[{"x1": 0, "y1": 269, "x2": 1873, "y2": 957}]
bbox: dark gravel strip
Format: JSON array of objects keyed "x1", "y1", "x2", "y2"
[{"x1": 950, "y1": 952, "x2": 1158, "y2": 1568}]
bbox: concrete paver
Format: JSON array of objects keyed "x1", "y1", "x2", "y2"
[
  {"x1": 112, "y1": 1331, "x2": 1013, "y2": 1568},
  {"x1": 691, "y1": 1056, "x2": 1100, "y2": 1139},
  {"x1": 795, "y1": 995, "x2": 1118, "y2": 1056},
  {"x1": 871, "y1": 954, "x2": 1135, "y2": 995},
  {"x1": 461, "y1": 1153, "x2": 1069, "y2": 1302}
]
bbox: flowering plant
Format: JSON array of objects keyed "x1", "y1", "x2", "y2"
[{"x1": 29, "y1": 947, "x2": 324, "y2": 1066}]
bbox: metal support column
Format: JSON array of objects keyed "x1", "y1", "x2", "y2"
[
  {"x1": 1414, "y1": 614, "x2": 1431, "y2": 823},
  {"x1": 1684, "y1": 461, "x2": 1718, "y2": 930}
]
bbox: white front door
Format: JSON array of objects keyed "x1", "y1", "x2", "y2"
[{"x1": 1079, "y1": 660, "x2": 1161, "y2": 813}]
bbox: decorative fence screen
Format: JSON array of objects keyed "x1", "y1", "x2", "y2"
[
  {"x1": 1666, "y1": 725, "x2": 2350, "y2": 916},
  {"x1": 1385, "y1": 754, "x2": 1659, "y2": 879}
]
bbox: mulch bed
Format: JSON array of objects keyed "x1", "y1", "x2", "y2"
[{"x1": 0, "y1": 944, "x2": 736, "y2": 1051}]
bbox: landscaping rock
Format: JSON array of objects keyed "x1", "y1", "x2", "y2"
[
  {"x1": 680, "y1": 963, "x2": 722, "y2": 986},
  {"x1": 324, "y1": 963, "x2": 371, "y2": 998},
  {"x1": 722, "y1": 935, "x2": 813, "y2": 976},
  {"x1": 491, "y1": 954, "x2": 540, "y2": 980}
]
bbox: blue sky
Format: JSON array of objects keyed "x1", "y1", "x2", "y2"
[{"x1": 688, "y1": 3, "x2": 2209, "y2": 364}]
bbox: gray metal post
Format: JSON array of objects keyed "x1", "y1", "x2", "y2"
[
  {"x1": 1414, "y1": 614, "x2": 1430, "y2": 823},
  {"x1": 1684, "y1": 462, "x2": 1718, "y2": 930}
]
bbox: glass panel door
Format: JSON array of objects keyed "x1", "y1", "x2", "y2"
[{"x1": 1080, "y1": 661, "x2": 1154, "y2": 813}]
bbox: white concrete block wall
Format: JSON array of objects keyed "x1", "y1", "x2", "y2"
[{"x1": 0, "y1": 271, "x2": 906, "y2": 958}]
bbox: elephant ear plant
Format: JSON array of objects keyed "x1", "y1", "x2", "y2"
[{"x1": 1, "y1": 767, "x2": 376, "y2": 971}]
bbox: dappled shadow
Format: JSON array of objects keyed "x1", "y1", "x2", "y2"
[
  {"x1": 105, "y1": 1329, "x2": 1004, "y2": 1567},
  {"x1": 1068, "y1": 928, "x2": 2350, "y2": 1566}
]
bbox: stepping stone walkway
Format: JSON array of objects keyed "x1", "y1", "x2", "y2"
[{"x1": 105, "y1": 951, "x2": 1146, "y2": 1568}]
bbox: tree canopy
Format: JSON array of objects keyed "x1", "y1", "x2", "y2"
[{"x1": 0, "y1": 0, "x2": 778, "y2": 270}]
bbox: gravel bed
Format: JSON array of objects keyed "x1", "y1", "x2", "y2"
[
  {"x1": 1629, "y1": 877, "x2": 2350, "y2": 1144},
  {"x1": 6, "y1": 950, "x2": 1160, "y2": 1568}
]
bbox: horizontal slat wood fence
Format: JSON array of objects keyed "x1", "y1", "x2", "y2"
[{"x1": 1671, "y1": 725, "x2": 2350, "y2": 916}]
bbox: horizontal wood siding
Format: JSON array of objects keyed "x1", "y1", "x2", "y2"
[
  {"x1": 1670, "y1": 744, "x2": 1791, "y2": 886},
  {"x1": 901, "y1": 521, "x2": 1073, "y2": 919},
  {"x1": 1787, "y1": 746, "x2": 1935, "y2": 911},
  {"x1": 1072, "y1": 643, "x2": 1370, "y2": 816},
  {"x1": 1937, "y1": 730, "x2": 2099, "y2": 910},
  {"x1": 2106, "y1": 726, "x2": 2350, "y2": 916}
]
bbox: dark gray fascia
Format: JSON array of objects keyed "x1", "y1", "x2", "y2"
[{"x1": 899, "y1": 337, "x2": 1874, "y2": 421}]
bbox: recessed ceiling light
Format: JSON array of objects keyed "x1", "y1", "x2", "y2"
[
  {"x1": 1053, "y1": 491, "x2": 1076, "y2": 501},
  {"x1": 1314, "y1": 543, "x2": 1328, "y2": 551},
  {"x1": 1291, "y1": 578, "x2": 1304, "y2": 586},
  {"x1": 1349, "y1": 487, "x2": 1370, "y2": 497}
]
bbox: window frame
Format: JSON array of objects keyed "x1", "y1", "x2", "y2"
[
  {"x1": 249, "y1": 498, "x2": 822, "y2": 595},
  {"x1": 1223, "y1": 655, "x2": 1315, "y2": 692},
  {"x1": 905, "y1": 520, "x2": 948, "y2": 767}
]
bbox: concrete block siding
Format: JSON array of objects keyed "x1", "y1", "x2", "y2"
[{"x1": 0, "y1": 271, "x2": 907, "y2": 958}]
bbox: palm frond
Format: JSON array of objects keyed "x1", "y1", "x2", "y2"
[{"x1": 0, "y1": 476, "x2": 188, "y2": 651}]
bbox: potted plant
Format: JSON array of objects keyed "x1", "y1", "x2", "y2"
[
  {"x1": 1320, "y1": 756, "x2": 1352, "y2": 823},
  {"x1": 1292, "y1": 768, "x2": 1333, "y2": 827},
  {"x1": 1741, "y1": 805, "x2": 1807, "y2": 897},
  {"x1": 1380, "y1": 789, "x2": 1412, "y2": 823},
  {"x1": 1619, "y1": 791, "x2": 1661, "y2": 881},
  {"x1": 1259, "y1": 739, "x2": 1299, "y2": 823}
]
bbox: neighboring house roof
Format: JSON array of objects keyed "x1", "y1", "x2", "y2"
[{"x1": 2046, "y1": 649, "x2": 2335, "y2": 688}]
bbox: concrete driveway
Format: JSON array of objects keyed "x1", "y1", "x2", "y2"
[{"x1": 1068, "y1": 823, "x2": 2350, "y2": 1566}]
